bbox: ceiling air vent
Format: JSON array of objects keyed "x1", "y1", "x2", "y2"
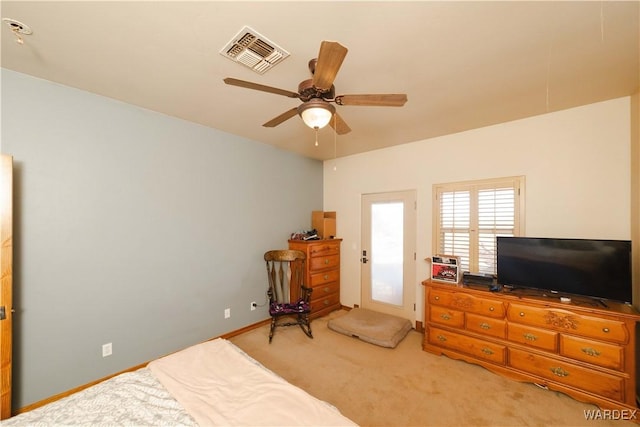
[{"x1": 220, "y1": 26, "x2": 289, "y2": 74}]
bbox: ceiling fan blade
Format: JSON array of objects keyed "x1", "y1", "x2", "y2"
[
  {"x1": 263, "y1": 107, "x2": 299, "y2": 128},
  {"x1": 329, "y1": 113, "x2": 351, "y2": 135},
  {"x1": 336, "y1": 94, "x2": 408, "y2": 107},
  {"x1": 312, "y1": 41, "x2": 348, "y2": 91},
  {"x1": 224, "y1": 78, "x2": 300, "y2": 98}
]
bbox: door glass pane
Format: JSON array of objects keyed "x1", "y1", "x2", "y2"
[{"x1": 371, "y1": 202, "x2": 403, "y2": 306}]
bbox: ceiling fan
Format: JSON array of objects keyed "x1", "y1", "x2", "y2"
[{"x1": 223, "y1": 41, "x2": 407, "y2": 135}]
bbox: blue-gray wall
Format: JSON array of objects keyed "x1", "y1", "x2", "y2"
[{"x1": 1, "y1": 69, "x2": 323, "y2": 408}]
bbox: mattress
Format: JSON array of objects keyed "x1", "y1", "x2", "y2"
[
  {"x1": 3, "y1": 367, "x2": 197, "y2": 426},
  {"x1": 4, "y1": 338, "x2": 356, "y2": 426}
]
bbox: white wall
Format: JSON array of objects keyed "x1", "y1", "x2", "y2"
[{"x1": 324, "y1": 97, "x2": 631, "y2": 321}]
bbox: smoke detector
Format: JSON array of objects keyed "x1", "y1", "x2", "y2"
[
  {"x1": 220, "y1": 26, "x2": 289, "y2": 74},
  {"x1": 2, "y1": 18, "x2": 32, "y2": 35},
  {"x1": 3, "y1": 18, "x2": 33, "y2": 45}
]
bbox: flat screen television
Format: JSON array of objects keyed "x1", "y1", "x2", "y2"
[{"x1": 496, "y1": 237, "x2": 632, "y2": 304}]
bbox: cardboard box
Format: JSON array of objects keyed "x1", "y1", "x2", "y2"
[
  {"x1": 312, "y1": 211, "x2": 336, "y2": 239},
  {"x1": 431, "y1": 255, "x2": 461, "y2": 283}
]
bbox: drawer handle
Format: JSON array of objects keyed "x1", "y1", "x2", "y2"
[
  {"x1": 602, "y1": 327, "x2": 610, "y2": 333},
  {"x1": 489, "y1": 307, "x2": 495, "y2": 312},
  {"x1": 480, "y1": 322, "x2": 491, "y2": 330},
  {"x1": 324, "y1": 259, "x2": 330, "y2": 264},
  {"x1": 481, "y1": 347, "x2": 494, "y2": 355},
  {"x1": 323, "y1": 287, "x2": 330, "y2": 293},
  {"x1": 436, "y1": 335, "x2": 447, "y2": 342},
  {"x1": 519, "y1": 312, "x2": 525, "y2": 317},
  {"x1": 581, "y1": 347, "x2": 601, "y2": 357},
  {"x1": 434, "y1": 296, "x2": 440, "y2": 301},
  {"x1": 523, "y1": 333, "x2": 538, "y2": 341},
  {"x1": 324, "y1": 274, "x2": 329, "y2": 280},
  {"x1": 550, "y1": 367, "x2": 569, "y2": 377},
  {"x1": 440, "y1": 313, "x2": 452, "y2": 321},
  {"x1": 323, "y1": 300, "x2": 330, "y2": 306}
]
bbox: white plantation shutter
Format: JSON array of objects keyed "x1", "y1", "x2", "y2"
[
  {"x1": 439, "y1": 190, "x2": 471, "y2": 270},
  {"x1": 434, "y1": 177, "x2": 524, "y2": 274}
]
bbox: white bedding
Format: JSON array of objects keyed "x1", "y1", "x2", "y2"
[
  {"x1": 4, "y1": 338, "x2": 356, "y2": 427},
  {"x1": 2, "y1": 367, "x2": 197, "y2": 426},
  {"x1": 149, "y1": 338, "x2": 356, "y2": 426}
]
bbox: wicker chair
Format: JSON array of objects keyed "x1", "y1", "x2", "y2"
[{"x1": 264, "y1": 249, "x2": 313, "y2": 343}]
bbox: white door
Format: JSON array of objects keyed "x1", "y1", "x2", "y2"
[{"x1": 361, "y1": 190, "x2": 416, "y2": 321}]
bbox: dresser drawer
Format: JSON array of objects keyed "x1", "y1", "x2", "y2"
[
  {"x1": 429, "y1": 288, "x2": 454, "y2": 307},
  {"x1": 429, "y1": 289, "x2": 504, "y2": 318},
  {"x1": 509, "y1": 348, "x2": 624, "y2": 401},
  {"x1": 428, "y1": 326, "x2": 506, "y2": 365},
  {"x1": 429, "y1": 305, "x2": 465, "y2": 328},
  {"x1": 309, "y1": 242, "x2": 340, "y2": 257},
  {"x1": 466, "y1": 295, "x2": 505, "y2": 318},
  {"x1": 508, "y1": 304, "x2": 568, "y2": 328},
  {"x1": 310, "y1": 292, "x2": 340, "y2": 314},
  {"x1": 310, "y1": 269, "x2": 339, "y2": 286},
  {"x1": 569, "y1": 316, "x2": 628, "y2": 344},
  {"x1": 311, "y1": 281, "x2": 340, "y2": 299},
  {"x1": 560, "y1": 335, "x2": 623, "y2": 371},
  {"x1": 508, "y1": 304, "x2": 628, "y2": 344},
  {"x1": 466, "y1": 313, "x2": 506, "y2": 339},
  {"x1": 309, "y1": 254, "x2": 339, "y2": 271},
  {"x1": 508, "y1": 323, "x2": 558, "y2": 352}
]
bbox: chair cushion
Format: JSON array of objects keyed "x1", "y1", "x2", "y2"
[{"x1": 270, "y1": 299, "x2": 310, "y2": 315}]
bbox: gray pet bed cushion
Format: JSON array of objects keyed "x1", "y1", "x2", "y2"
[{"x1": 328, "y1": 308, "x2": 412, "y2": 348}]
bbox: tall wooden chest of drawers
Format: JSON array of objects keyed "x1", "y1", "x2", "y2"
[
  {"x1": 289, "y1": 239, "x2": 342, "y2": 319},
  {"x1": 423, "y1": 280, "x2": 640, "y2": 412}
]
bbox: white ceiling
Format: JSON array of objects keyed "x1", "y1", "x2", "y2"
[{"x1": 1, "y1": 1, "x2": 638, "y2": 161}]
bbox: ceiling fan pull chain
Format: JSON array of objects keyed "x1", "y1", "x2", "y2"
[
  {"x1": 314, "y1": 127, "x2": 319, "y2": 146},
  {"x1": 333, "y1": 115, "x2": 337, "y2": 171}
]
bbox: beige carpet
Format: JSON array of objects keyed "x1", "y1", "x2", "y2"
[{"x1": 230, "y1": 310, "x2": 636, "y2": 427}]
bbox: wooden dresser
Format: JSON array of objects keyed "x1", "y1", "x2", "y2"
[
  {"x1": 289, "y1": 239, "x2": 342, "y2": 319},
  {"x1": 423, "y1": 280, "x2": 640, "y2": 412}
]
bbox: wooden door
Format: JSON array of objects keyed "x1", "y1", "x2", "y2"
[{"x1": 0, "y1": 155, "x2": 13, "y2": 419}]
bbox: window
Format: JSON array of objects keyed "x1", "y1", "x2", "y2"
[{"x1": 433, "y1": 176, "x2": 525, "y2": 275}]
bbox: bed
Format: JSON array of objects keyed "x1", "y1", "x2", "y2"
[{"x1": 4, "y1": 338, "x2": 357, "y2": 426}]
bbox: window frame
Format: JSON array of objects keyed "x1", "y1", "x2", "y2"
[{"x1": 432, "y1": 176, "x2": 526, "y2": 274}]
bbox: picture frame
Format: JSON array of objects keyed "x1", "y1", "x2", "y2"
[{"x1": 431, "y1": 255, "x2": 461, "y2": 283}]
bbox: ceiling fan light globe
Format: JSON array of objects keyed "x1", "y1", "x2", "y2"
[
  {"x1": 301, "y1": 108, "x2": 332, "y2": 129},
  {"x1": 298, "y1": 100, "x2": 335, "y2": 130}
]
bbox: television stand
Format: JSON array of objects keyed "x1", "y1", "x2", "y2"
[{"x1": 423, "y1": 280, "x2": 640, "y2": 413}]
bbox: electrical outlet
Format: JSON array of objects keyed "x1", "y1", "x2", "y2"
[
  {"x1": 102, "y1": 342, "x2": 112, "y2": 358},
  {"x1": 224, "y1": 308, "x2": 231, "y2": 319},
  {"x1": 250, "y1": 301, "x2": 256, "y2": 311}
]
